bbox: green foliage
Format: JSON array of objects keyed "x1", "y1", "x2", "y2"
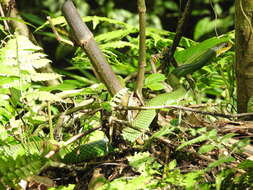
[
  {"x1": 0, "y1": 35, "x2": 61, "y2": 96},
  {"x1": 0, "y1": 1, "x2": 250, "y2": 189},
  {"x1": 177, "y1": 129, "x2": 217, "y2": 150},
  {"x1": 193, "y1": 2, "x2": 234, "y2": 40},
  {"x1": 0, "y1": 34, "x2": 62, "y2": 188},
  {"x1": 49, "y1": 184, "x2": 75, "y2": 190},
  {"x1": 98, "y1": 152, "x2": 159, "y2": 190},
  {"x1": 0, "y1": 34, "x2": 63, "y2": 129},
  {"x1": 144, "y1": 73, "x2": 166, "y2": 91},
  {"x1": 0, "y1": 154, "x2": 48, "y2": 188},
  {"x1": 62, "y1": 140, "x2": 113, "y2": 164},
  {"x1": 194, "y1": 17, "x2": 233, "y2": 40}
]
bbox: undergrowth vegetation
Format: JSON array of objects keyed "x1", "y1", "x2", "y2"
[{"x1": 0, "y1": 1, "x2": 252, "y2": 190}]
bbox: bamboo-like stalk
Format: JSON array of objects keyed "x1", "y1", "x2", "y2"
[
  {"x1": 0, "y1": 3, "x2": 10, "y2": 32},
  {"x1": 62, "y1": 0, "x2": 123, "y2": 96},
  {"x1": 161, "y1": 0, "x2": 193, "y2": 73},
  {"x1": 135, "y1": 0, "x2": 146, "y2": 103}
]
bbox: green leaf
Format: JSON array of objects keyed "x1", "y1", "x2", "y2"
[
  {"x1": 36, "y1": 15, "x2": 128, "y2": 32},
  {"x1": 0, "y1": 64, "x2": 19, "y2": 77},
  {"x1": 164, "y1": 1, "x2": 179, "y2": 11},
  {"x1": 9, "y1": 88, "x2": 22, "y2": 107},
  {"x1": 145, "y1": 73, "x2": 166, "y2": 86},
  {"x1": 0, "y1": 35, "x2": 57, "y2": 85},
  {"x1": 247, "y1": 96, "x2": 253, "y2": 112},
  {"x1": 40, "y1": 80, "x2": 83, "y2": 91},
  {"x1": 100, "y1": 41, "x2": 137, "y2": 49},
  {"x1": 215, "y1": 169, "x2": 233, "y2": 190},
  {"x1": 220, "y1": 133, "x2": 237, "y2": 143},
  {"x1": 146, "y1": 82, "x2": 165, "y2": 91},
  {"x1": 48, "y1": 184, "x2": 75, "y2": 190},
  {"x1": 20, "y1": 13, "x2": 45, "y2": 25},
  {"x1": 35, "y1": 16, "x2": 66, "y2": 32},
  {"x1": 144, "y1": 73, "x2": 166, "y2": 90},
  {"x1": 183, "y1": 170, "x2": 204, "y2": 188},
  {"x1": 25, "y1": 90, "x2": 64, "y2": 102},
  {"x1": 0, "y1": 17, "x2": 35, "y2": 28},
  {"x1": 151, "y1": 125, "x2": 176, "y2": 139},
  {"x1": 128, "y1": 152, "x2": 153, "y2": 173},
  {"x1": 168, "y1": 159, "x2": 177, "y2": 170},
  {"x1": 207, "y1": 156, "x2": 235, "y2": 169},
  {"x1": 96, "y1": 28, "x2": 137, "y2": 43},
  {"x1": 238, "y1": 160, "x2": 253, "y2": 170},
  {"x1": 198, "y1": 144, "x2": 216, "y2": 154},
  {"x1": 194, "y1": 17, "x2": 233, "y2": 40},
  {"x1": 0, "y1": 125, "x2": 8, "y2": 141},
  {"x1": 0, "y1": 154, "x2": 48, "y2": 187},
  {"x1": 177, "y1": 129, "x2": 217, "y2": 150}
]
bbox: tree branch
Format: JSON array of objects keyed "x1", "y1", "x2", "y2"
[
  {"x1": 62, "y1": 0, "x2": 123, "y2": 96},
  {"x1": 135, "y1": 0, "x2": 146, "y2": 103},
  {"x1": 161, "y1": 0, "x2": 193, "y2": 73}
]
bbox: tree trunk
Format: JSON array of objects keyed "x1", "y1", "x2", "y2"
[{"x1": 235, "y1": 0, "x2": 253, "y2": 113}]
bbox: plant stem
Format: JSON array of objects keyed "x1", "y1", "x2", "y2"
[
  {"x1": 47, "y1": 101, "x2": 54, "y2": 140},
  {"x1": 161, "y1": 0, "x2": 193, "y2": 73},
  {"x1": 47, "y1": 16, "x2": 74, "y2": 46},
  {"x1": 135, "y1": 0, "x2": 146, "y2": 103}
]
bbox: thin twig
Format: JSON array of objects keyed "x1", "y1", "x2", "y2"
[
  {"x1": 161, "y1": 0, "x2": 193, "y2": 73},
  {"x1": 0, "y1": 3, "x2": 10, "y2": 33},
  {"x1": 45, "y1": 126, "x2": 102, "y2": 158},
  {"x1": 116, "y1": 105, "x2": 253, "y2": 119},
  {"x1": 150, "y1": 54, "x2": 161, "y2": 73},
  {"x1": 47, "y1": 101, "x2": 54, "y2": 140},
  {"x1": 53, "y1": 112, "x2": 65, "y2": 141},
  {"x1": 52, "y1": 98, "x2": 97, "y2": 119},
  {"x1": 47, "y1": 16, "x2": 74, "y2": 46},
  {"x1": 135, "y1": 0, "x2": 146, "y2": 104}
]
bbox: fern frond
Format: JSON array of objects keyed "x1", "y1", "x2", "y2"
[
  {"x1": 0, "y1": 154, "x2": 48, "y2": 188},
  {"x1": 0, "y1": 64, "x2": 19, "y2": 77},
  {"x1": 30, "y1": 73, "x2": 61, "y2": 82},
  {"x1": 96, "y1": 28, "x2": 137, "y2": 43},
  {"x1": 0, "y1": 139, "x2": 51, "y2": 158},
  {"x1": 36, "y1": 15, "x2": 128, "y2": 32},
  {"x1": 25, "y1": 90, "x2": 64, "y2": 102},
  {"x1": 101, "y1": 41, "x2": 137, "y2": 49},
  {"x1": 0, "y1": 35, "x2": 60, "y2": 83}
]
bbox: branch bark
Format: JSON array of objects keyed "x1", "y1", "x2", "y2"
[
  {"x1": 62, "y1": 0, "x2": 123, "y2": 96},
  {"x1": 235, "y1": 0, "x2": 253, "y2": 113}
]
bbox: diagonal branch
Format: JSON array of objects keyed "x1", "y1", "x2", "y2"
[
  {"x1": 62, "y1": 0, "x2": 123, "y2": 96},
  {"x1": 161, "y1": 0, "x2": 193, "y2": 74}
]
